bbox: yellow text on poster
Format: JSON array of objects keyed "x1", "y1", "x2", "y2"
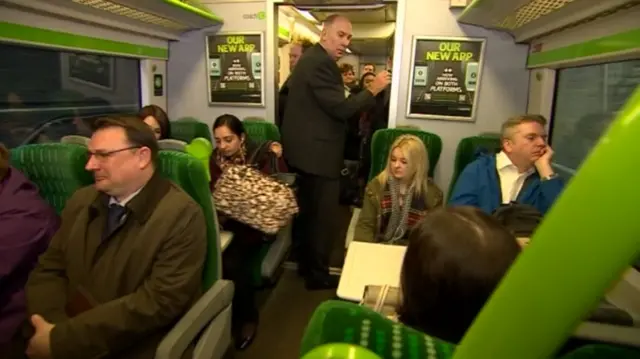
[
  {"x1": 217, "y1": 36, "x2": 256, "y2": 53},
  {"x1": 425, "y1": 42, "x2": 473, "y2": 61}
]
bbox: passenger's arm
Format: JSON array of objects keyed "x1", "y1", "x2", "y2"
[
  {"x1": 310, "y1": 59, "x2": 375, "y2": 121},
  {"x1": 0, "y1": 216, "x2": 57, "y2": 290},
  {"x1": 27, "y1": 203, "x2": 80, "y2": 324},
  {"x1": 448, "y1": 163, "x2": 481, "y2": 207},
  {"x1": 48, "y1": 206, "x2": 207, "y2": 359},
  {"x1": 354, "y1": 183, "x2": 378, "y2": 242},
  {"x1": 537, "y1": 176, "x2": 565, "y2": 214}
]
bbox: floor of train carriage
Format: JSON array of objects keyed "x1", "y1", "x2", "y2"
[{"x1": 232, "y1": 205, "x2": 355, "y2": 359}]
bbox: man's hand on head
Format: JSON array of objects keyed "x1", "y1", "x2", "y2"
[{"x1": 535, "y1": 145, "x2": 555, "y2": 178}]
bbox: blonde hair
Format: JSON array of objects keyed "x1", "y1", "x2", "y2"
[
  {"x1": 501, "y1": 114, "x2": 548, "y2": 140},
  {"x1": 377, "y1": 135, "x2": 429, "y2": 197},
  {"x1": 291, "y1": 36, "x2": 314, "y2": 51}
]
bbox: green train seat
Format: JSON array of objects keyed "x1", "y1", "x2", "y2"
[
  {"x1": 368, "y1": 128, "x2": 442, "y2": 180},
  {"x1": 10, "y1": 143, "x2": 93, "y2": 214}
]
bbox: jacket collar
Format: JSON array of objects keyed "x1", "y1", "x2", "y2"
[{"x1": 90, "y1": 171, "x2": 171, "y2": 223}]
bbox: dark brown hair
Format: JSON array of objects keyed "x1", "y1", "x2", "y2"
[
  {"x1": 94, "y1": 116, "x2": 159, "y2": 162},
  {"x1": 339, "y1": 63, "x2": 354, "y2": 75},
  {"x1": 397, "y1": 206, "x2": 520, "y2": 343},
  {"x1": 138, "y1": 105, "x2": 171, "y2": 140},
  {"x1": 0, "y1": 143, "x2": 9, "y2": 181}
]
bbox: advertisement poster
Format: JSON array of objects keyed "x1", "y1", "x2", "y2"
[
  {"x1": 406, "y1": 36, "x2": 485, "y2": 121},
  {"x1": 206, "y1": 32, "x2": 263, "y2": 106}
]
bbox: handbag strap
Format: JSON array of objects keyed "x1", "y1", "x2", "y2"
[
  {"x1": 247, "y1": 140, "x2": 272, "y2": 166},
  {"x1": 248, "y1": 140, "x2": 282, "y2": 175}
]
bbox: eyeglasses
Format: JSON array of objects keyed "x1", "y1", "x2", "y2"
[{"x1": 89, "y1": 146, "x2": 141, "y2": 161}]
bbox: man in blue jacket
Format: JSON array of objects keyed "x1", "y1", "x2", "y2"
[{"x1": 449, "y1": 114, "x2": 564, "y2": 215}]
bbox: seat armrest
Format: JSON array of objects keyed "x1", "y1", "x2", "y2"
[
  {"x1": 156, "y1": 280, "x2": 234, "y2": 359},
  {"x1": 220, "y1": 231, "x2": 234, "y2": 252}
]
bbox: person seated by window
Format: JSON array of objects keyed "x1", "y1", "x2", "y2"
[
  {"x1": 449, "y1": 114, "x2": 564, "y2": 215},
  {"x1": 397, "y1": 206, "x2": 521, "y2": 343},
  {"x1": 138, "y1": 105, "x2": 171, "y2": 140},
  {"x1": 20, "y1": 116, "x2": 207, "y2": 359},
  {"x1": 0, "y1": 144, "x2": 59, "y2": 356},
  {"x1": 354, "y1": 135, "x2": 443, "y2": 245},
  {"x1": 209, "y1": 114, "x2": 284, "y2": 350}
]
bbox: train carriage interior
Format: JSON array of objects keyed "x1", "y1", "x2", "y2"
[{"x1": 1, "y1": 0, "x2": 640, "y2": 358}]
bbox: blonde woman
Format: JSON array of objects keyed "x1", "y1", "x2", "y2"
[{"x1": 354, "y1": 135, "x2": 443, "y2": 244}]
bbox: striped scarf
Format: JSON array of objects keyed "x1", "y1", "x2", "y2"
[{"x1": 380, "y1": 177, "x2": 428, "y2": 244}]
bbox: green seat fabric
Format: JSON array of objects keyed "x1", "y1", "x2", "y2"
[
  {"x1": 242, "y1": 119, "x2": 281, "y2": 142},
  {"x1": 368, "y1": 128, "x2": 442, "y2": 180},
  {"x1": 156, "y1": 150, "x2": 220, "y2": 289},
  {"x1": 172, "y1": 118, "x2": 213, "y2": 143},
  {"x1": 300, "y1": 300, "x2": 456, "y2": 359},
  {"x1": 10, "y1": 143, "x2": 93, "y2": 214},
  {"x1": 185, "y1": 137, "x2": 214, "y2": 182},
  {"x1": 447, "y1": 135, "x2": 501, "y2": 201}
]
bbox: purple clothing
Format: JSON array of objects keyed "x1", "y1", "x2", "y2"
[{"x1": 0, "y1": 166, "x2": 59, "y2": 344}]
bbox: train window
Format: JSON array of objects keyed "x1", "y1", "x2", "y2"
[
  {"x1": 550, "y1": 59, "x2": 640, "y2": 177},
  {"x1": 0, "y1": 43, "x2": 141, "y2": 148}
]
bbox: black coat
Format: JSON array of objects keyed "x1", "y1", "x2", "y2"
[{"x1": 281, "y1": 44, "x2": 375, "y2": 178}]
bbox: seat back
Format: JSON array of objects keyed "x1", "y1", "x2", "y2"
[
  {"x1": 242, "y1": 119, "x2": 281, "y2": 142},
  {"x1": 243, "y1": 116, "x2": 265, "y2": 122},
  {"x1": 60, "y1": 135, "x2": 90, "y2": 146},
  {"x1": 185, "y1": 137, "x2": 214, "y2": 182},
  {"x1": 158, "y1": 139, "x2": 188, "y2": 152},
  {"x1": 172, "y1": 118, "x2": 212, "y2": 143},
  {"x1": 10, "y1": 143, "x2": 93, "y2": 214},
  {"x1": 447, "y1": 135, "x2": 501, "y2": 200},
  {"x1": 368, "y1": 128, "x2": 442, "y2": 180},
  {"x1": 300, "y1": 300, "x2": 456, "y2": 359},
  {"x1": 156, "y1": 151, "x2": 220, "y2": 289}
]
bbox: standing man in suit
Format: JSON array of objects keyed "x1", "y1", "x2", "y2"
[{"x1": 281, "y1": 14, "x2": 391, "y2": 290}]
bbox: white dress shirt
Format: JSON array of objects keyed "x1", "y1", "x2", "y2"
[
  {"x1": 495, "y1": 151, "x2": 534, "y2": 204},
  {"x1": 109, "y1": 187, "x2": 143, "y2": 207}
]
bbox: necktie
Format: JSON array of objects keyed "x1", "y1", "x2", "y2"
[{"x1": 104, "y1": 204, "x2": 127, "y2": 239}]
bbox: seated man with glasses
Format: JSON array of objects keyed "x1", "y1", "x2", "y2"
[{"x1": 19, "y1": 116, "x2": 207, "y2": 359}]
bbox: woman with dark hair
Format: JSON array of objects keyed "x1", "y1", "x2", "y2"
[
  {"x1": 209, "y1": 114, "x2": 284, "y2": 350},
  {"x1": 397, "y1": 206, "x2": 520, "y2": 343},
  {"x1": 138, "y1": 105, "x2": 170, "y2": 140}
]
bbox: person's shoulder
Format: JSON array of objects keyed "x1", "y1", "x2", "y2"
[
  {"x1": 164, "y1": 181, "x2": 201, "y2": 210},
  {"x1": 67, "y1": 185, "x2": 100, "y2": 208},
  {"x1": 299, "y1": 45, "x2": 334, "y2": 69},
  {"x1": 464, "y1": 153, "x2": 495, "y2": 172},
  {"x1": 365, "y1": 178, "x2": 383, "y2": 196}
]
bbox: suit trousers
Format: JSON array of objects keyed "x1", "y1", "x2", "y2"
[{"x1": 291, "y1": 166, "x2": 340, "y2": 280}]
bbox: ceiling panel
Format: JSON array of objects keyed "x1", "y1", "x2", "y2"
[
  {"x1": 311, "y1": 7, "x2": 394, "y2": 23},
  {"x1": 349, "y1": 38, "x2": 390, "y2": 56}
]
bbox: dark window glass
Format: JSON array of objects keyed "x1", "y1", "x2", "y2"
[
  {"x1": 550, "y1": 60, "x2": 640, "y2": 178},
  {"x1": 0, "y1": 43, "x2": 140, "y2": 148}
]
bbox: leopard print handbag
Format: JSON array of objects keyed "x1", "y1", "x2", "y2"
[{"x1": 213, "y1": 162, "x2": 299, "y2": 235}]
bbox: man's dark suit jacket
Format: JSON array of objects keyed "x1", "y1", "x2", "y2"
[
  {"x1": 281, "y1": 44, "x2": 376, "y2": 179},
  {"x1": 276, "y1": 76, "x2": 291, "y2": 130}
]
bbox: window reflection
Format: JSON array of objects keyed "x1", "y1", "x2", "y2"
[
  {"x1": 0, "y1": 43, "x2": 140, "y2": 148},
  {"x1": 551, "y1": 59, "x2": 640, "y2": 176}
]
